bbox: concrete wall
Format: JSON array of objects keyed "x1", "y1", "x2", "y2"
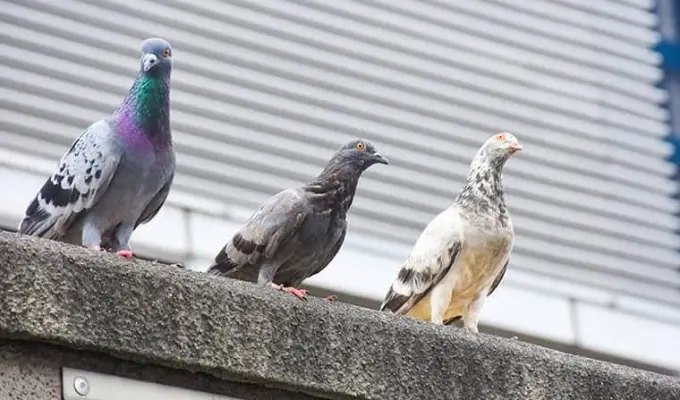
[{"x1": 1, "y1": 232, "x2": 678, "y2": 399}]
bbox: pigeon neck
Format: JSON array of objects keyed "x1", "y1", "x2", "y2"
[
  {"x1": 456, "y1": 152, "x2": 509, "y2": 222},
  {"x1": 306, "y1": 166, "x2": 362, "y2": 215},
  {"x1": 114, "y1": 73, "x2": 172, "y2": 151}
]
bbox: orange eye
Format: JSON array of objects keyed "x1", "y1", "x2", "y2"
[
  {"x1": 495, "y1": 133, "x2": 505, "y2": 140},
  {"x1": 163, "y1": 48, "x2": 171, "y2": 57},
  {"x1": 355, "y1": 141, "x2": 366, "y2": 151}
]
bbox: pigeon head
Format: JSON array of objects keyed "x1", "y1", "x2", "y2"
[
  {"x1": 482, "y1": 132, "x2": 522, "y2": 158},
  {"x1": 309, "y1": 139, "x2": 388, "y2": 213},
  {"x1": 139, "y1": 38, "x2": 173, "y2": 77},
  {"x1": 333, "y1": 139, "x2": 390, "y2": 171},
  {"x1": 472, "y1": 132, "x2": 522, "y2": 169}
]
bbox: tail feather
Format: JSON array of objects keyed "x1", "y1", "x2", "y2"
[
  {"x1": 380, "y1": 285, "x2": 412, "y2": 314},
  {"x1": 17, "y1": 197, "x2": 56, "y2": 237},
  {"x1": 207, "y1": 247, "x2": 240, "y2": 276}
]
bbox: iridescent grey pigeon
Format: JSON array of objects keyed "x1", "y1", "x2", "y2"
[
  {"x1": 17, "y1": 38, "x2": 176, "y2": 258},
  {"x1": 380, "y1": 132, "x2": 521, "y2": 333},
  {"x1": 208, "y1": 139, "x2": 389, "y2": 300}
]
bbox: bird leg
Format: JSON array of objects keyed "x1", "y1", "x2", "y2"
[
  {"x1": 461, "y1": 294, "x2": 487, "y2": 334},
  {"x1": 116, "y1": 250, "x2": 134, "y2": 259},
  {"x1": 430, "y1": 274, "x2": 456, "y2": 325},
  {"x1": 324, "y1": 295, "x2": 338, "y2": 302},
  {"x1": 87, "y1": 245, "x2": 104, "y2": 252}
]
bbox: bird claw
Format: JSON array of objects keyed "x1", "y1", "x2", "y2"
[
  {"x1": 277, "y1": 286, "x2": 308, "y2": 300},
  {"x1": 462, "y1": 326, "x2": 479, "y2": 335},
  {"x1": 116, "y1": 250, "x2": 134, "y2": 259},
  {"x1": 324, "y1": 295, "x2": 338, "y2": 302}
]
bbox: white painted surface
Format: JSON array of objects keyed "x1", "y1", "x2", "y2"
[{"x1": 62, "y1": 367, "x2": 243, "y2": 400}]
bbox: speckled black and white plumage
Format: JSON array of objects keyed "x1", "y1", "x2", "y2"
[
  {"x1": 17, "y1": 38, "x2": 176, "y2": 257},
  {"x1": 208, "y1": 139, "x2": 389, "y2": 299},
  {"x1": 380, "y1": 132, "x2": 521, "y2": 333}
]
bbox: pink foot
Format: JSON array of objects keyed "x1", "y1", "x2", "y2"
[
  {"x1": 324, "y1": 295, "x2": 338, "y2": 302},
  {"x1": 116, "y1": 250, "x2": 133, "y2": 259},
  {"x1": 279, "y1": 286, "x2": 308, "y2": 300}
]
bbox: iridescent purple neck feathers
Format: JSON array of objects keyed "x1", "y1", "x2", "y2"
[{"x1": 113, "y1": 73, "x2": 172, "y2": 151}]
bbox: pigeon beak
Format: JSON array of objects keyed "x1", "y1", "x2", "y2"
[
  {"x1": 509, "y1": 143, "x2": 522, "y2": 153},
  {"x1": 372, "y1": 153, "x2": 389, "y2": 165},
  {"x1": 142, "y1": 53, "x2": 159, "y2": 72}
]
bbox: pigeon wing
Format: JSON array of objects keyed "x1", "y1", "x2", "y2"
[
  {"x1": 135, "y1": 171, "x2": 175, "y2": 228},
  {"x1": 209, "y1": 188, "x2": 309, "y2": 275},
  {"x1": 487, "y1": 258, "x2": 508, "y2": 297},
  {"x1": 380, "y1": 206, "x2": 463, "y2": 315},
  {"x1": 18, "y1": 120, "x2": 123, "y2": 238},
  {"x1": 306, "y1": 224, "x2": 347, "y2": 280}
]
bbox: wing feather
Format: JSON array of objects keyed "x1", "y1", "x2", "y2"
[
  {"x1": 135, "y1": 172, "x2": 175, "y2": 228},
  {"x1": 18, "y1": 120, "x2": 122, "y2": 239},
  {"x1": 380, "y1": 206, "x2": 462, "y2": 315},
  {"x1": 208, "y1": 188, "x2": 309, "y2": 275}
]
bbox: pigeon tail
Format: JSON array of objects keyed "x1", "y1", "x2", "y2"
[{"x1": 207, "y1": 259, "x2": 238, "y2": 276}]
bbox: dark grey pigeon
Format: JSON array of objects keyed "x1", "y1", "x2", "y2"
[
  {"x1": 208, "y1": 139, "x2": 389, "y2": 300},
  {"x1": 17, "y1": 38, "x2": 176, "y2": 258}
]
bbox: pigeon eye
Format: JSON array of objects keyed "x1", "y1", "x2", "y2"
[
  {"x1": 355, "y1": 142, "x2": 366, "y2": 151},
  {"x1": 494, "y1": 133, "x2": 505, "y2": 141},
  {"x1": 163, "y1": 48, "x2": 171, "y2": 57}
]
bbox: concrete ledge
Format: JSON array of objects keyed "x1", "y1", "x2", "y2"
[{"x1": 0, "y1": 231, "x2": 678, "y2": 400}]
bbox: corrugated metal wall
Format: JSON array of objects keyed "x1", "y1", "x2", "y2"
[{"x1": 1, "y1": 0, "x2": 678, "y2": 315}]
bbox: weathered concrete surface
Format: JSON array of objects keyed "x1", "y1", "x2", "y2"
[{"x1": 0, "y1": 231, "x2": 678, "y2": 400}]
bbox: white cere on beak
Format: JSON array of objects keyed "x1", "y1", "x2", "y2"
[{"x1": 142, "y1": 53, "x2": 159, "y2": 72}]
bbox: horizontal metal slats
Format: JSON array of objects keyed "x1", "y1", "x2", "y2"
[
  {"x1": 488, "y1": 0, "x2": 659, "y2": 46},
  {"x1": 418, "y1": 0, "x2": 658, "y2": 64}
]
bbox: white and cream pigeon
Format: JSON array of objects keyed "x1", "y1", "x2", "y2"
[{"x1": 380, "y1": 132, "x2": 521, "y2": 333}]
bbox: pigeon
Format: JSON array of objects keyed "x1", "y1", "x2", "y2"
[
  {"x1": 208, "y1": 139, "x2": 389, "y2": 300},
  {"x1": 380, "y1": 132, "x2": 521, "y2": 333},
  {"x1": 17, "y1": 38, "x2": 176, "y2": 259}
]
